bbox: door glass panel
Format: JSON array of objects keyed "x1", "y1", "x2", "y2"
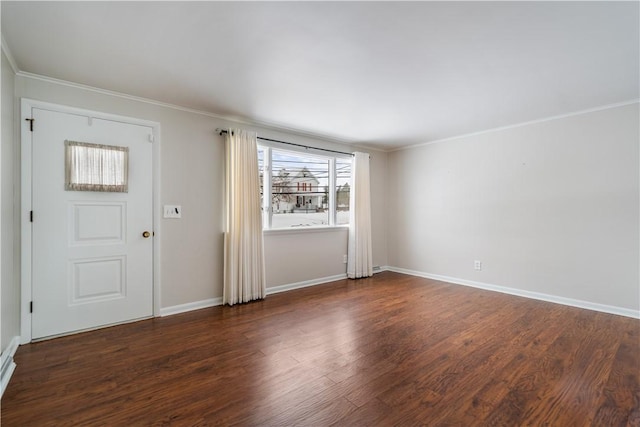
[{"x1": 65, "y1": 140, "x2": 129, "y2": 192}]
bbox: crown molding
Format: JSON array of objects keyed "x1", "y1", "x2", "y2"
[
  {"x1": 348, "y1": 143, "x2": 389, "y2": 154},
  {"x1": 1, "y1": 37, "x2": 19, "y2": 74},
  {"x1": 15, "y1": 69, "x2": 633, "y2": 155},
  {"x1": 15, "y1": 71, "x2": 381, "y2": 152},
  {"x1": 391, "y1": 98, "x2": 640, "y2": 152}
]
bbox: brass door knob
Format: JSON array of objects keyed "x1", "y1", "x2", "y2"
[{"x1": 142, "y1": 231, "x2": 151, "y2": 238}]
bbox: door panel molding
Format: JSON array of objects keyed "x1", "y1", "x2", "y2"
[
  {"x1": 20, "y1": 99, "x2": 161, "y2": 343},
  {"x1": 69, "y1": 255, "x2": 127, "y2": 305},
  {"x1": 69, "y1": 201, "x2": 127, "y2": 246}
]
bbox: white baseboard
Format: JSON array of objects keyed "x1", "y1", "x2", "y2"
[
  {"x1": 1, "y1": 336, "x2": 20, "y2": 398},
  {"x1": 160, "y1": 274, "x2": 347, "y2": 317},
  {"x1": 160, "y1": 297, "x2": 223, "y2": 317},
  {"x1": 386, "y1": 266, "x2": 640, "y2": 319},
  {"x1": 159, "y1": 274, "x2": 350, "y2": 317},
  {"x1": 266, "y1": 273, "x2": 348, "y2": 295}
]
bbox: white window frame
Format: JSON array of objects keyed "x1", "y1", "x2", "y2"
[{"x1": 258, "y1": 143, "x2": 351, "y2": 231}]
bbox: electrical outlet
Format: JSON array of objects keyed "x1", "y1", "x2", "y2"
[
  {"x1": 164, "y1": 205, "x2": 182, "y2": 219},
  {"x1": 474, "y1": 260, "x2": 482, "y2": 271},
  {"x1": 343, "y1": 254, "x2": 348, "y2": 264}
]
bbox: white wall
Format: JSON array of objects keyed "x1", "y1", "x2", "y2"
[
  {"x1": 2, "y1": 50, "x2": 20, "y2": 352},
  {"x1": 13, "y1": 74, "x2": 388, "y2": 311},
  {"x1": 11, "y1": 57, "x2": 636, "y2": 335},
  {"x1": 388, "y1": 103, "x2": 639, "y2": 313},
  {"x1": 265, "y1": 228, "x2": 348, "y2": 287}
]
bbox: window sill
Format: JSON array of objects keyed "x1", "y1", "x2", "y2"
[{"x1": 263, "y1": 225, "x2": 349, "y2": 236}]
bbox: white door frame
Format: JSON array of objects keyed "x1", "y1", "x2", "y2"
[{"x1": 20, "y1": 98, "x2": 162, "y2": 344}]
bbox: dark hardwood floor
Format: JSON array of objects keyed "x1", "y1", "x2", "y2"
[{"x1": 2, "y1": 271, "x2": 639, "y2": 426}]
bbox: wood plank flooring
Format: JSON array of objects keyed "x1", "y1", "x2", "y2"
[{"x1": 2, "y1": 271, "x2": 639, "y2": 426}]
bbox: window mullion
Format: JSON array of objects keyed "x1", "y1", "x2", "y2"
[
  {"x1": 329, "y1": 158, "x2": 336, "y2": 226},
  {"x1": 264, "y1": 147, "x2": 272, "y2": 229}
]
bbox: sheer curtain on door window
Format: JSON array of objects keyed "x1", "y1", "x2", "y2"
[
  {"x1": 223, "y1": 128, "x2": 266, "y2": 305},
  {"x1": 347, "y1": 152, "x2": 373, "y2": 279},
  {"x1": 65, "y1": 140, "x2": 129, "y2": 192}
]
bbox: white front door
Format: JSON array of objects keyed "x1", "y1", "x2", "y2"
[{"x1": 29, "y1": 105, "x2": 154, "y2": 340}]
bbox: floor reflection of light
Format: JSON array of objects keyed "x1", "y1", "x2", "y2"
[{"x1": 245, "y1": 307, "x2": 359, "y2": 422}]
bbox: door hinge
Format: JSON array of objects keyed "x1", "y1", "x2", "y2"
[
  {"x1": 30, "y1": 301, "x2": 33, "y2": 313},
  {"x1": 30, "y1": 211, "x2": 33, "y2": 222},
  {"x1": 25, "y1": 118, "x2": 34, "y2": 132}
]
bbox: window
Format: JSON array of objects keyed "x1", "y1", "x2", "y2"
[{"x1": 258, "y1": 145, "x2": 351, "y2": 229}]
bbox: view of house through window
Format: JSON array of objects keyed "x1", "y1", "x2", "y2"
[{"x1": 258, "y1": 145, "x2": 351, "y2": 229}]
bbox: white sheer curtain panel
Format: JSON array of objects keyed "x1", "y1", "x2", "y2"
[
  {"x1": 347, "y1": 152, "x2": 373, "y2": 279},
  {"x1": 223, "y1": 129, "x2": 266, "y2": 305}
]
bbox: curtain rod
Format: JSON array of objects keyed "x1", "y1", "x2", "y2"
[{"x1": 216, "y1": 129, "x2": 354, "y2": 157}]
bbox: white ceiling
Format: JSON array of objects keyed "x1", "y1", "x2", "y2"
[{"x1": 2, "y1": 1, "x2": 638, "y2": 150}]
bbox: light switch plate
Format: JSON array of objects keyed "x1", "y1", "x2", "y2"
[{"x1": 164, "y1": 205, "x2": 181, "y2": 218}]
